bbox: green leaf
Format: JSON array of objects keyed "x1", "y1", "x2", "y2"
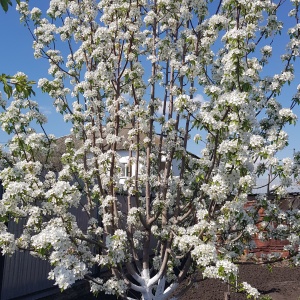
[
  {"x1": 0, "y1": 0, "x2": 12, "y2": 12},
  {"x1": 263, "y1": 216, "x2": 272, "y2": 222},
  {"x1": 3, "y1": 83, "x2": 12, "y2": 98},
  {"x1": 0, "y1": 216, "x2": 9, "y2": 223}
]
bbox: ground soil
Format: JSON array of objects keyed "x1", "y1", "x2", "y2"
[
  {"x1": 41, "y1": 263, "x2": 300, "y2": 300},
  {"x1": 177, "y1": 263, "x2": 300, "y2": 300}
]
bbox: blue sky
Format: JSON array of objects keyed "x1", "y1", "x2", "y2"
[{"x1": 0, "y1": 2, "x2": 299, "y2": 159}]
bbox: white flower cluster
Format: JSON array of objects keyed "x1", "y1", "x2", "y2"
[
  {"x1": 278, "y1": 108, "x2": 297, "y2": 124},
  {"x1": 103, "y1": 278, "x2": 127, "y2": 296},
  {"x1": 201, "y1": 174, "x2": 229, "y2": 203},
  {"x1": 191, "y1": 243, "x2": 217, "y2": 266},
  {"x1": 30, "y1": 219, "x2": 89, "y2": 289},
  {"x1": 241, "y1": 282, "x2": 260, "y2": 299},
  {"x1": 203, "y1": 260, "x2": 238, "y2": 281},
  {"x1": 105, "y1": 230, "x2": 129, "y2": 266},
  {"x1": 0, "y1": 230, "x2": 16, "y2": 255},
  {"x1": 89, "y1": 275, "x2": 127, "y2": 297}
]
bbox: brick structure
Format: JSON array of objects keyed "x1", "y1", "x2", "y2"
[{"x1": 245, "y1": 193, "x2": 300, "y2": 258}]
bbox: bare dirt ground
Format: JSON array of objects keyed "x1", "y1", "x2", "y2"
[
  {"x1": 41, "y1": 263, "x2": 300, "y2": 300},
  {"x1": 177, "y1": 263, "x2": 300, "y2": 300}
]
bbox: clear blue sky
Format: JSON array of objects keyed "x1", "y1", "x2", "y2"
[{"x1": 0, "y1": 2, "x2": 299, "y2": 159}]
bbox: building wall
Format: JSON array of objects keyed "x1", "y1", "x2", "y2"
[{"x1": 1, "y1": 250, "x2": 55, "y2": 299}]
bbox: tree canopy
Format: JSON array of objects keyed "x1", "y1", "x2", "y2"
[{"x1": 1, "y1": 1, "x2": 300, "y2": 299}]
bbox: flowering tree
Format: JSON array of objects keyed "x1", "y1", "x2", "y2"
[{"x1": 1, "y1": 0, "x2": 300, "y2": 299}]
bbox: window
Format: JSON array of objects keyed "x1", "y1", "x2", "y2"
[{"x1": 120, "y1": 163, "x2": 129, "y2": 177}]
